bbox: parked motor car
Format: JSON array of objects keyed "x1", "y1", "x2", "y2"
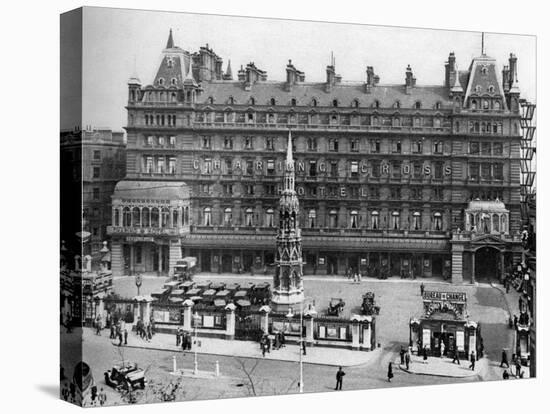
[
  {"x1": 361, "y1": 292, "x2": 380, "y2": 315},
  {"x1": 327, "y1": 298, "x2": 345, "y2": 316},
  {"x1": 104, "y1": 362, "x2": 146, "y2": 391}
]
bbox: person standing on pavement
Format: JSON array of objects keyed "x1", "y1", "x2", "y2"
[
  {"x1": 515, "y1": 359, "x2": 522, "y2": 377},
  {"x1": 302, "y1": 337, "x2": 307, "y2": 355},
  {"x1": 423, "y1": 346, "x2": 428, "y2": 362},
  {"x1": 124, "y1": 328, "x2": 128, "y2": 345},
  {"x1": 387, "y1": 362, "x2": 394, "y2": 382},
  {"x1": 176, "y1": 329, "x2": 180, "y2": 347},
  {"x1": 334, "y1": 367, "x2": 345, "y2": 390},
  {"x1": 469, "y1": 351, "x2": 476, "y2": 371},
  {"x1": 405, "y1": 350, "x2": 410, "y2": 370},
  {"x1": 399, "y1": 346, "x2": 405, "y2": 365},
  {"x1": 420, "y1": 282, "x2": 425, "y2": 297},
  {"x1": 500, "y1": 349, "x2": 509, "y2": 368}
]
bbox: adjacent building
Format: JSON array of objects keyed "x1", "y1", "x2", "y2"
[
  {"x1": 109, "y1": 30, "x2": 526, "y2": 283},
  {"x1": 61, "y1": 127, "x2": 126, "y2": 266}
]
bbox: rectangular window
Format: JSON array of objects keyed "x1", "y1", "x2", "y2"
[
  {"x1": 93, "y1": 167, "x2": 100, "y2": 178},
  {"x1": 93, "y1": 150, "x2": 101, "y2": 160},
  {"x1": 157, "y1": 157, "x2": 165, "y2": 173},
  {"x1": 169, "y1": 136, "x2": 176, "y2": 146},
  {"x1": 309, "y1": 161, "x2": 317, "y2": 177},
  {"x1": 350, "y1": 139, "x2": 359, "y2": 152},
  {"x1": 369, "y1": 186, "x2": 380, "y2": 199},
  {"x1": 265, "y1": 137, "x2": 274, "y2": 150},
  {"x1": 328, "y1": 186, "x2": 337, "y2": 197},
  {"x1": 350, "y1": 161, "x2": 359, "y2": 178},
  {"x1": 433, "y1": 141, "x2": 443, "y2": 154},
  {"x1": 390, "y1": 186, "x2": 401, "y2": 200},
  {"x1": 267, "y1": 159, "x2": 275, "y2": 175},
  {"x1": 244, "y1": 136, "x2": 254, "y2": 150},
  {"x1": 223, "y1": 137, "x2": 233, "y2": 149},
  {"x1": 371, "y1": 161, "x2": 381, "y2": 178},
  {"x1": 246, "y1": 185, "x2": 254, "y2": 195},
  {"x1": 329, "y1": 139, "x2": 339, "y2": 152},
  {"x1": 411, "y1": 187, "x2": 422, "y2": 200},
  {"x1": 224, "y1": 159, "x2": 232, "y2": 175},
  {"x1": 265, "y1": 184, "x2": 275, "y2": 195},
  {"x1": 203, "y1": 158, "x2": 212, "y2": 174},
  {"x1": 158, "y1": 136, "x2": 165, "y2": 146},
  {"x1": 246, "y1": 160, "x2": 254, "y2": 175},
  {"x1": 371, "y1": 140, "x2": 381, "y2": 153},
  {"x1": 412, "y1": 140, "x2": 422, "y2": 154},
  {"x1": 493, "y1": 163, "x2": 503, "y2": 180},
  {"x1": 481, "y1": 163, "x2": 491, "y2": 180},
  {"x1": 481, "y1": 142, "x2": 491, "y2": 156},
  {"x1": 146, "y1": 156, "x2": 153, "y2": 173},
  {"x1": 223, "y1": 184, "x2": 233, "y2": 195},
  {"x1": 470, "y1": 142, "x2": 480, "y2": 155},
  {"x1": 493, "y1": 142, "x2": 503, "y2": 156},
  {"x1": 92, "y1": 188, "x2": 100, "y2": 200},
  {"x1": 434, "y1": 162, "x2": 443, "y2": 179},
  {"x1": 350, "y1": 186, "x2": 359, "y2": 198},
  {"x1": 413, "y1": 163, "x2": 422, "y2": 178},
  {"x1": 469, "y1": 163, "x2": 480, "y2": 180},
  {"x1": 168, "y1": 157, "x2": 176, "y2": 174},
  {"x1": 147, "y1": 136, "x2": 154, "y2": 146},
  {"x1": 433, "y1": 188, "x2": 443, "y2": 201},
  {"x1": 202, "y1": 136, "x2": 211, "y2": 149},
  {"x1": 392, "y1": 140, "x2": 401, "y2": 153},
  {"x1": 392, "y1": 161, "x2": 401, "y2": 178},
  {"x1": 330, "y1": 161, "x2": 338, "y2": 177},
  {"x1": 307, "y1": 138, "x2": 317, "y2": 151}
]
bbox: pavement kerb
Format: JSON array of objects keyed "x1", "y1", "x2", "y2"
[
  {"x1": 397, "y1": 359, "x2": 486, "y2": 379},
  {"x1": 117, "y1": 342, "x2": 374, "y2": 368}
]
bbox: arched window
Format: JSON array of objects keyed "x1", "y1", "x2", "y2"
[
  {"x1": 132, "y1": 207, "x2": 140, "y2": 227},
  {"x1": 481, "y1": 66, "x2": 488, "y2": 75},
  {"x1": 492, "y1": 214, "x2": 500, "y2": 233},
  {"x1": 371, "y1": 211, "x2": 379, "y2": 230},
  {"x1": 291, "y1": 98, "x2": 297, "y2": 106},
  {"x1": 412, "y1": 211, "x2": 421, "y2": 230},
  {"x1": 203, "y1": 207, "x2": 212, "y2": 226},
  {"x1": 475, "y1": 85, "x2": 482, "y2": 93},
  {"x1": 433, "y1": 212, "x2": 442, "y2": 231},
  {"x1": 142, "y1": 207, "x2": 150, "y2": 227},
  {"x1": 151, "y1": 207, "x2": 159, "y2": 227},
  {"x1": 414, "y1": 101, "x2": 422, "y2": 109},
  {"x1": 332, "y1": 99, "x2": 338, "y2": 107},
  {"x1": 270, "y1": 98, "x2": 276, "y2": 106},
  {"x1": 494, "y1": 100, "x2": 501, "y2": 110},
  {"x1": 374, "y1": 100, "x2": 380, "y2": 109},
  {"x1": 308, "y1": 209, "x2": 316, "y2": 228},
  {"x1": 166, "y1": 58, "x2": 173, "y2": 68},
  {"x1": 392, "y1": 117, "x2": 400, "y2": 127},
  {"x1": 245, "y1": 208, "x2": 254, "y2": 227},
  {"x1": 172, "y1": 209, "x2": 179, "y2": 228},
  {"x1": 250, "y1": 97, "x2": 255, "y2": 105},
  {"x1": 394, "y1": 101, "x2": 401, "y2": 109},
  {"x1": 171, "y1": 78, "x2": 177, "y2": 86},
  {"x1": 171, "y1": 92, "x2": 177, "y2": 102},
  {"x1": 266, "y1": 208, "x2": 274, "y2": 227},
  {"x1": 435, "y1": 101, "x2": 442, "y2": 110},
  {"x1": 471, "y1": 99, "x2": 478, "y2": 110},
  {"x1": 501, "y1": 214, "x2": 507, "y2": 233},
  {"x1": 161, "y1": 207, "x2": 170, "y2": 228},
  {"x1": 391, "y1": 211, "x2": 400, "y2": 230},
  {"x1": 208, "y1": 97, "x2": 214, "y2": 104},
  {"x1": 224, "y1": 208, "x2": 232, "y2": 226},
  {"x1": 329, "y1": 210, "x2": 338, "y2": 228},
  {"x1": 482, "y1": 100, "x2": 489, "y2": 110},
  {"x1": 123, "y1": 207, "x2": 131, "y2": 227},
  {"x1": 311, "y1": 98, "x2": 318, "y2": 107},
  {"x1": 488, "y1": 85, "x2": 495, "y2": 93},
  {"x1": 353, "y1": 99, "x2": 360, "y2": 108},
  {"x1": 158, "y1": 78, "x2": 164, "y2": 86},
  {"x1": 350, "y1": 210, "x2": 358, "y2": 229}
]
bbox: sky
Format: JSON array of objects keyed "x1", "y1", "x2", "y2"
[{"x1": 75, "y1": 6, "x2": 537, "y2": 132}]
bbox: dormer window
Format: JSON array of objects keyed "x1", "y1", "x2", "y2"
[
  {"x1": 374, "y1": 100, "x2": 380, "y2": 109},
  {"x1": 353, "y1": 99, "x2": 360, "y2": 108},
  {"x1": 250, "y1": 97, "x2": 255, "y2": 105},
  {"x1": 414, "y1": 101, "x2": 422, "y2": 109},
  {"x1": 270, "y1": 98, "x2": 276, "y2": 106},
  {"x1": 332, "y1": 99, "x2": 338, "y2": 107},
  {"x1": 311, "y1": 98, "x2": 318, "y2": 107},
  {"x1": 481, "y1": 66, "x2": 488, "y2": 75},
  {"x1": 488, "y1": 85, "x2": 495, "y2": 93},
  {"x1": 171, "y1": 78, "x2": 177, "y2": 86},
  {"x1": 208, "y1": 97, "x2": 214, "y2": 104},
  {"x1": 471, "y1": 99, "x2": 478, "y2": 110},
  {"x1": 482, "y1": 100, "x2": 490, "y2": 110},
  {"x1": 158, "y1": 78, "x2": 164, "y2": 86},
  {"x1": 166, "y1": 58, "x2": 173, "y2": 68},
  {"x1": 475, "y1": 85, "x2": 482, "y2": 93},
  {"x1": 291, "y1": 98, "x2": 297, "y2": 106},
  {"x1": 394, "y1": 101, "x2": 401, "y2": 109},
  {"x1": 228, "y1": 97, "x2": 234, "y2": 105},
  {"x1": 435, "y1": 101, "x2": 442, "y2": 110}
]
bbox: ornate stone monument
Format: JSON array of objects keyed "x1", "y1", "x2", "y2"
[{"x1": 271, "y1": 131, "x2": 305, "y2": 313}]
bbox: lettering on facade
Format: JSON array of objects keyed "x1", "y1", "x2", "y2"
[{"x1": 422, "y1": 291, "x2": 467, "y2": 303}]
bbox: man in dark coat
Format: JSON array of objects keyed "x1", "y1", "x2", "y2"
[
  {"x1": 399, "y1": 347, "x2": 405, "y2": 365},
  {"x1": 515, "y1": 360, "x2": 522, "y2": 377},
  {"x1": 423, "y1": 346, "x2": 428, "y2": 362},
  {"x1": 500, "y1": 350, "x2": 509, "y2": 368},
  {"x1": 124, "y1": 329, "x2": 128, "y2": 345},
  {"x1": 420, "y1": 282, "x2": 425, "y2": 296},
  {"x1": 469, "y1": 351, "x2": 476, "y2": 371},
  {"x1": 387, "y1": 362, "x2": 394, "y2": 382},
  {"x1": 176, "y1": 329, "x2": 181, "y2": 347},
  {"x1": 405, "y1": 351, "x2": 410, "y2": 370},
  {"x1": 334, "y1": 367, "x2": 345, "y2": 390},
  {"x1": 302, "y1": 338, "x2": 307, "y2": 356}
]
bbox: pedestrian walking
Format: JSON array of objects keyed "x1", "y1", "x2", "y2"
[
  {"x1": 118, "y1": 331, "x2": 123, "y2": 347},
  {"x1": 500, "y1": 349, "x2": 509, "y2": 368},
  {"x1": 420, "y1": 282, "x2": 425, "y2": 296},
  {"x1": 95, "y1": 316, "x2": 102, "y2": 335},
  {"x1": 261, "y1": 341, "x2": 267, "y2": 357},
  {"x1": 110, "y1": 325, "x2": 115, "y2": 339},
  {"x1": 440, "y1": 341, "x2": 445, "y2": 357},
  {"x1": 399, "y1": 347, "x2": 405, "y2": 365},
  {"x1": 452, "y1": 349, "x2": 460, "y2": 365},
  {"x1": 302, "y1": 338, "x2": 307, "y2": 356},
  {"x1": 334, "y1": 366, "x2": 345, "y2": 390},
  {"x1": 124, "y1": 329, "x2": 128, "y2": 345},
  {"x1": 469, "y1": 351, "x2": 476, "y2": 371},
  {"x1": 405, "y1": 351, "x2": 410, "y2": 370},
  {"x1": 423, "y1": 346, "x2": 428, "y2": 362},
  {"x1": 387, "y1": 362, "x2": 394, "y2": 382},
  {"x1": 176, "y1": 329, "x2": 181, "y2": 347},
  {"x1": 273, "y1": 332, "x2": 280, "y2": 350}
]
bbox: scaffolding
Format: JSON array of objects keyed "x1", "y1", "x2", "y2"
[{"x1": 519, "y1": 100, "x2": 536, "y2": 225}]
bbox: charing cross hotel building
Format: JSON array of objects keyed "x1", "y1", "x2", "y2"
[{"x1": 108, "y1": 30, "x2": 525, "y2": 284}]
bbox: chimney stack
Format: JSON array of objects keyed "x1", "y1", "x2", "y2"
[
  {"x1": 405, "y1": 64, "x2": 416, "y2": 94},
  {"x1": 445, "y1": 52, "x2": 456, "y2": 88},
  {"x1": 365, "y1": 66, "x2": 379, "y2": 93},
  {"x1": 285, "y1": 59, "x2": 305, "y2": 91}
]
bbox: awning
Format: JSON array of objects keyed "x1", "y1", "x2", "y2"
[
  {"x1": 214, "y1": 299, "x2": 227, "y2": 307},
  {"x1": 236, "y1": 299, "x2": 251, "y2": 307}
]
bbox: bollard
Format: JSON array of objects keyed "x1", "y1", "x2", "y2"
[
  {"x1": 215, "y1": 360, "x2": 220, "y2": 377},
  {"x1": 172, "y1": 355, "x2": 177, "y2": 373}
]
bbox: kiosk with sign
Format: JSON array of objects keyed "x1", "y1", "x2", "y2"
[{"x1": 409, "y1": 290, "x2": 482, "y2": 360}]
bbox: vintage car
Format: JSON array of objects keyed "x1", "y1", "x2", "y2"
[
  {"x1": 327, "y1": 298, "x2": 345, "y2": 316},
  {"x1": 250, "y1": 282, "x2": 271, "y2": 305},
  {"x1": 361, "y1": 292, "x2": 380, "y2": 315},
  {"x1": 173, "y1": 257, "x2": 197, "y2": 281},
  {"x1": 104, "y1": 363, "x2": 146, "y2": 390}
]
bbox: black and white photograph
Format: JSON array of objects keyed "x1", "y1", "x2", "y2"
[{"x1": 57, "y1": 5, "x2": 539, "y2": 408}]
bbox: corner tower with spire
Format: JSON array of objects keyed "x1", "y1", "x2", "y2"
[{"x1": 271, "y1": 131, "x2": 305, "y2": 313}]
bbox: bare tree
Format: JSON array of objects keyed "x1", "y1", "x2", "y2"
[{"x1": 233, "y1": 357, "x2": 297, "y2": 397}]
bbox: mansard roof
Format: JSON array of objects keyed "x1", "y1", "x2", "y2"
[
  {"x1": 198, "y1": 81, "x2": 451, "y2": 109},
  {"x1": 113, "y1": 180, "x2": 190, "y2": 201}
]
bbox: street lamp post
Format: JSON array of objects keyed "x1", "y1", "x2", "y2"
[{"x1": 286, "y1": 299, "x2": 313, "y2": 394}]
